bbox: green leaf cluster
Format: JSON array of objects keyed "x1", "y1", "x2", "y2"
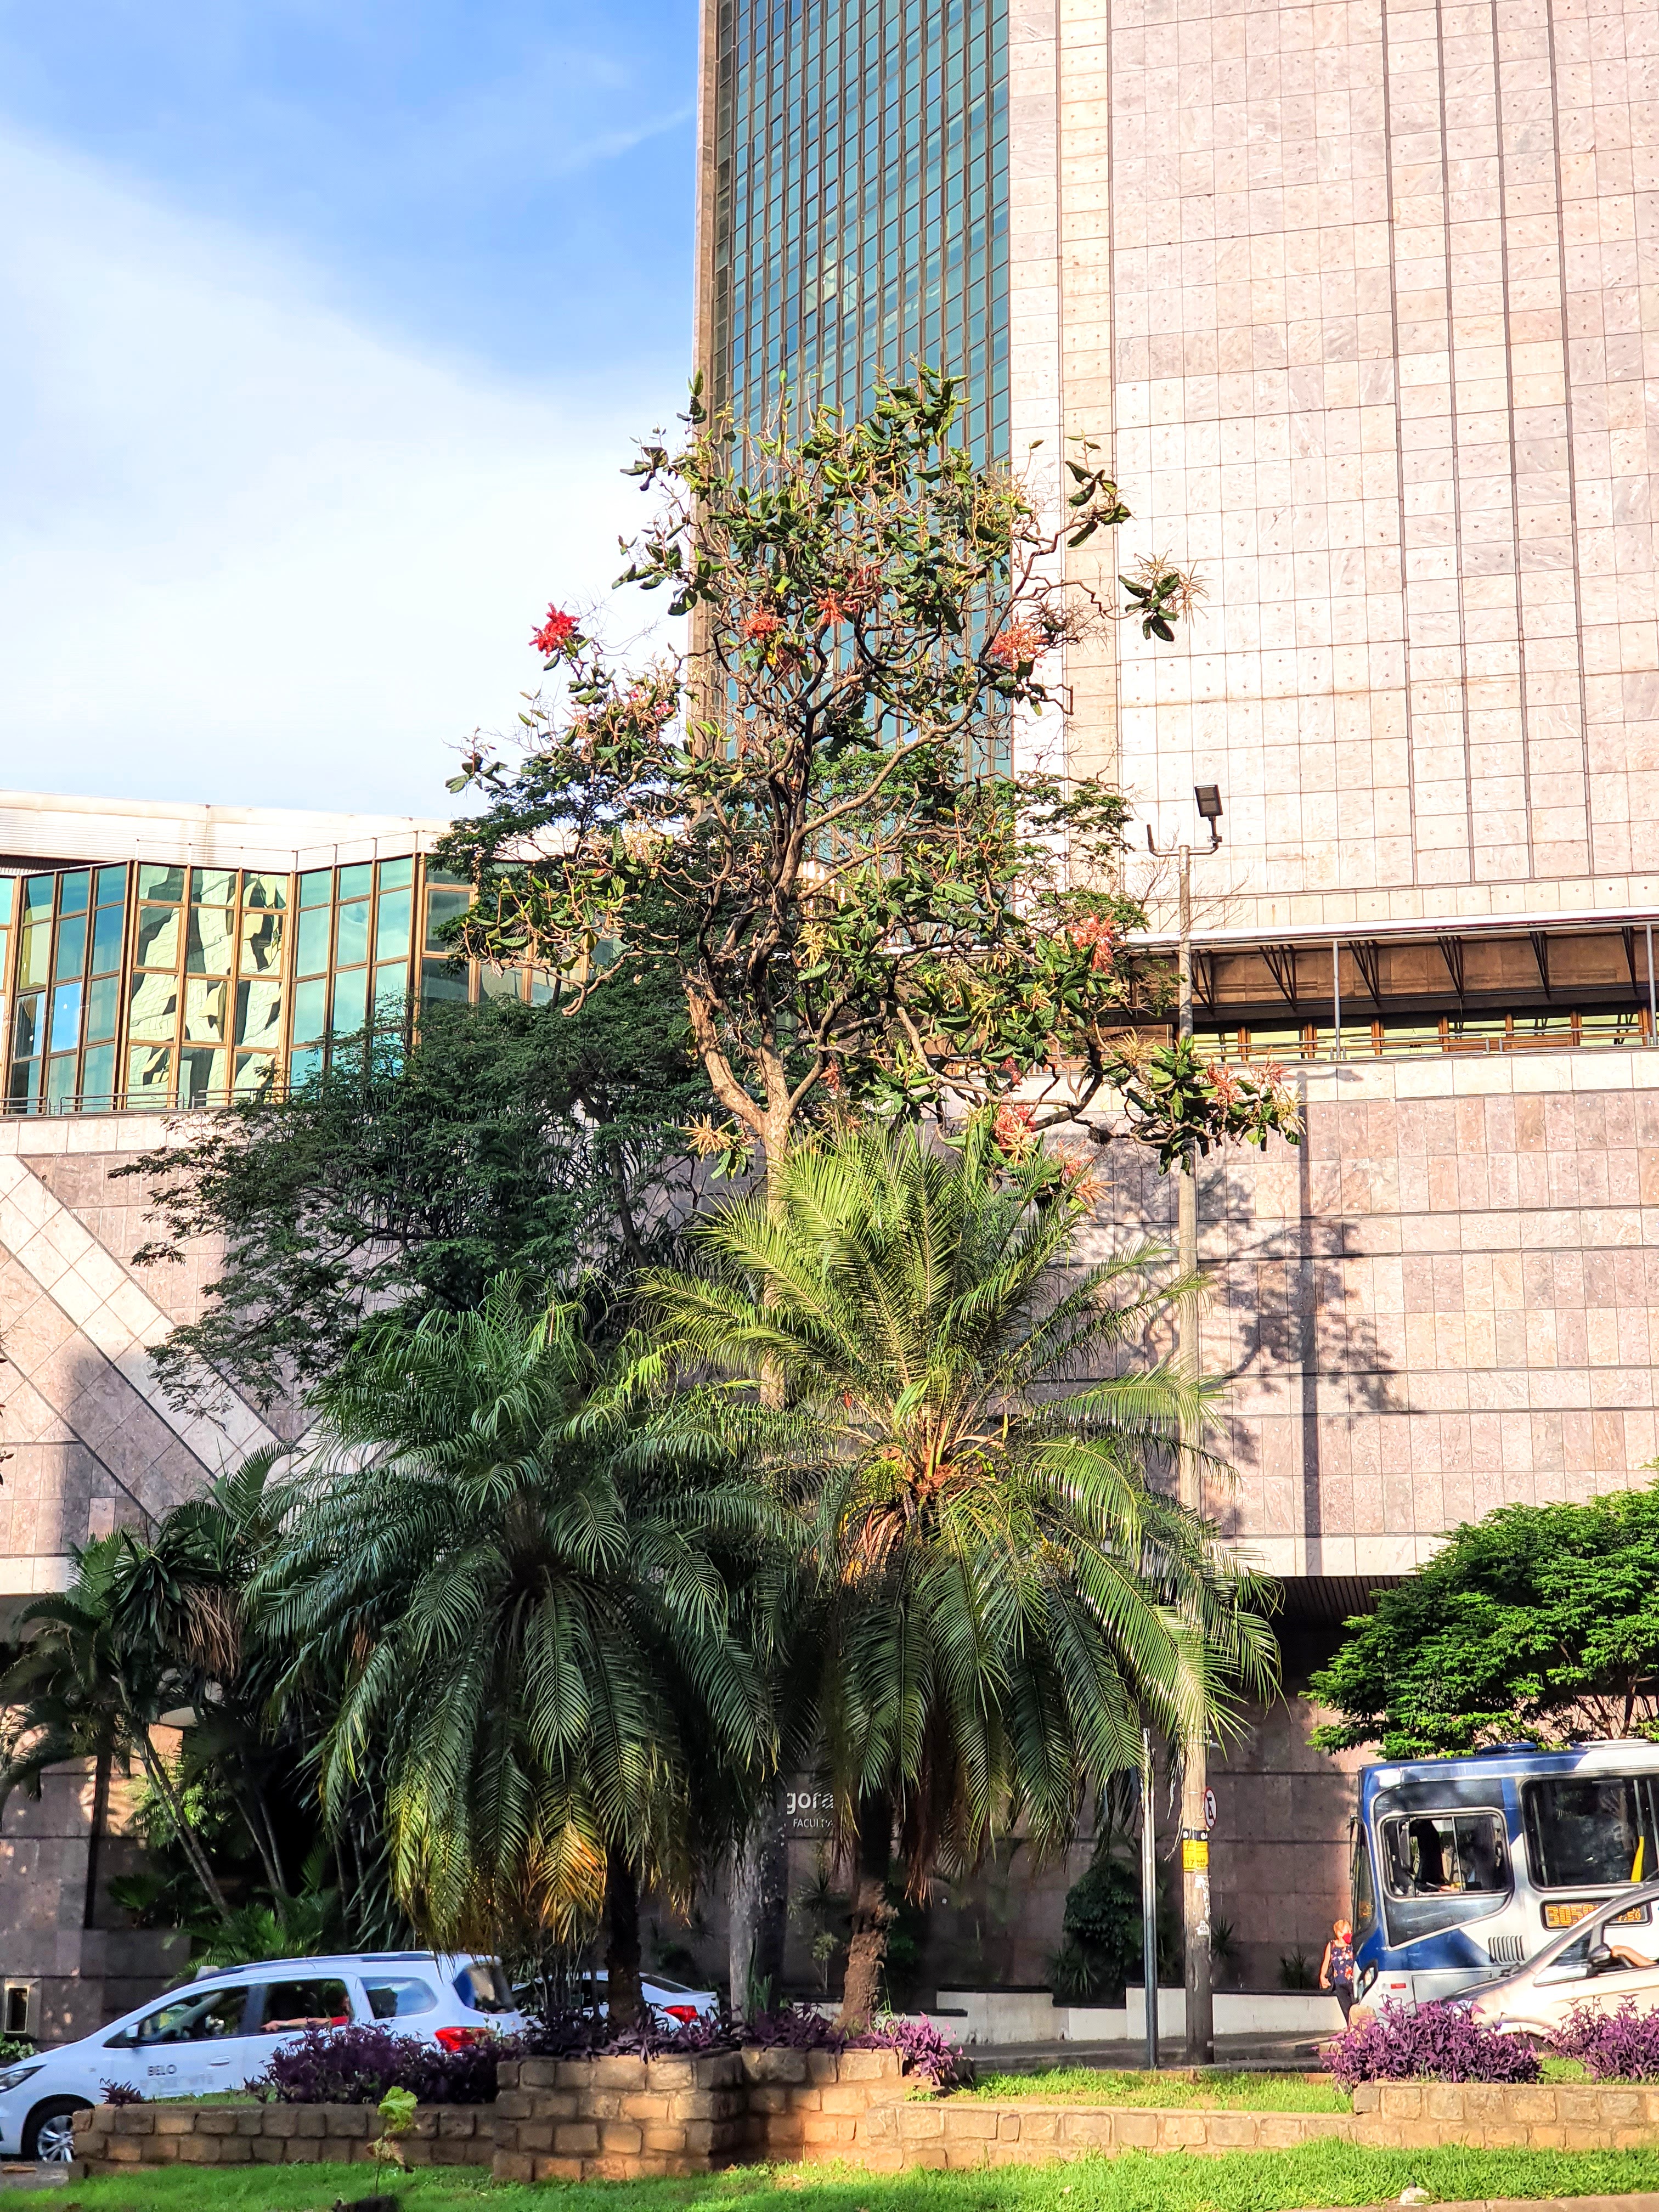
[{"x1": 1308, "y1": 1483, "x2": 1659, "y2": 1755}]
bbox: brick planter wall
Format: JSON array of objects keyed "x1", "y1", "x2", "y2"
[
  {"x1": 72, "y1": 2099, "x2": 494, "y2": 2171},
  {"x1": 72, "y1": 2063, "x2": 1659, "y2": 2181}
]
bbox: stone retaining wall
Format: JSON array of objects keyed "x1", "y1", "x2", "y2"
[
  {"x1": 72, "y1": 2099, "x2": 494, "y2": 2170},
  {"x1": 72, "y1": 2064, "x2": 1659, "y2": 2181}
]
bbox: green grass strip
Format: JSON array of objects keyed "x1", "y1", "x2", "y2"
[
  {"x1": 53, "y1": 2142, "x2": 1659, "y2": 2212},
  {"x1": 960, "y1": 2072, "x2": 1350, "y2": 2112}
]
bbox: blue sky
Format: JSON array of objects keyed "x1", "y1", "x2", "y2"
[{"x1": 0, "y1": 0, "x2": 697, "y2": 819}]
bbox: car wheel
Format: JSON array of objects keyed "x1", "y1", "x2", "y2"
[{"x1": 24, "y1": 2097, "x2": 92, "y2": 2163}]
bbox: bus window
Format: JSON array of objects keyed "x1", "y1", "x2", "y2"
[
  {"x1": 1381, "y1": 1812, "x2": 1509, "y2": 1898},
  {"x1": 1352, "y1": 1827, "x2": 1376, "y2": 1938},
  {"x1": 1523, "y1": 1777, "x2": 1657, "y2": 1889}
]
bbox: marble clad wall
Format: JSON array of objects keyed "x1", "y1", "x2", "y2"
[
  {"x1": 1023, "y1": 0, "x2": 1659, "y2": 932},
  {"x1": 1080, "y1": 1047, "x2": 1659, "y2": 1573}
]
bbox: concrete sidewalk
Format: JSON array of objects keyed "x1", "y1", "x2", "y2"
[{"x1": 964, "y1": 2030, "x2": 1329, "y2": 2073}]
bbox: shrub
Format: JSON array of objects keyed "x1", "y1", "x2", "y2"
[
  {"x1": 1324, "y1": 2001, "x2": 1540, "y2": 2087},
  {"x1": 1548, "y1": 2000, "x2": 1659, "y2": 2081},
  {"x1": 99, "y1": 2080, "x2": 145, "y2": 2106},
  {"x1": 255, "y1": 2024, "x2": 501, "y2": 2105}
]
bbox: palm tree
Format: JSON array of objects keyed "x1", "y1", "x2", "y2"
[
  {"x1": 640, "y1": 1112, "x2": 1279, "y2": 2022},
  {"x1": 253, "y1": 1279, "x2": 777, "y2": 2024}
]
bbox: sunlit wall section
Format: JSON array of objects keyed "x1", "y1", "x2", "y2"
[
  {"x1": 1, "y1": 856, "x2": 552, "y2": 1116},
  {"x1": 707, "y1": 0, "x2": 1009, "y2": 460}
]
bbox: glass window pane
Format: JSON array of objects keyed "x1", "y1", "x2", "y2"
[
  {"x1": 136, "y1": 864, "x2": 185, "y2": 902},
  {"x1": 49, "y1": 982, "x2": 82, "y2": 1054},
  {"x1": 127, "y1": 1044, "x2": 173, "y2": 1106},
  {"x1": 183, "y1": 980, "x2": 229, "y2": 1043},
  {"x1": 186, "y1": 907, "x2": 235, "y2": 975},
  {"x1": 85, "y1": 974, "x2": 120, "y2": 1044},
  {"x1": 177, "y1": 1047, "x2": 228, "y2": 1107},
  {"x1": 1524, "y1": 1779, "x2": 1657, "y2": 1890},
  {"x1": 81, "y1": 1042, "x2": 116, "y2": 1108},
  {"x1": 53, "y1": 915, "x2": 87, "y2": 983},
  {"x1": 11, "y1": 995, "x2": 43, "y2": 1059},
  {"x1": 136, "y1": 907, "x2": 181, "y2": 970},
  {"x1": 240, "y1": 909, "x2": 284, "y2": 976},
  {"x1": 233, "y1": 1051, "x2": 277, "y2": 1099},
  {"x1": 420, "y1": 957, "x2": 470, "y2": 1005},
  {"x1": 128, "y1": 973, "x2": 180, "y2": 1042},
  {"x1": 479, "y1": 963, "x2": 523, "y2": 1002},
  {"x1": 90, "y1": 904, "x2": 126, "y2": 976},
  {"x1": 298, "y1": 868, "x2": 334, "y2": 907},
  {"x1": 331, "y1": 964, "x2": 368, "y2": 1034},
  {"x1": 289, "y1": 1043, "x2": 323, "y2": 1085},
  {"x1": 44, "y1": 1055, "x2": 78, "y2": 1114},
  {"x1": 191, "y1": 868, "x2": 237, "y2": 905},
  {"x1": 374, "y1": 888, "x2": 412, "y2": 963},
  {"x1": 295, "y1": 906, "x2": 332, "y2": 976},
  {"x1": 242, "y1": 872, "x2": 289, "y2": 911},
  {"x1": 529, "y1": 973, "x2": 557, "y2": 1006},
  {"x1": 19, "y1": 923, "x2": 49, "y2": 990},
  {"x1": 337, "y1": 864, "x2": 373, "y2": 901},
  {"x1": 0, "y1": 879, "x2": 13, "y2": 924},
  {"x1": 23, "y1": 876, "x2": 54, "y2": 918},
  {"x1": 291, "y1": 977, "x2": 328, "y2": 1045},
  {"x1": 372, "y1": 963, "x2": 408, "y2": 1025},
  {"x1": 334, "y1": 901, "x2": 370, "y2": 969},
  {"x1": 59, "y1": 870, "x2": 90, "y2": 916},
  {"x1": 425, "y1": 887, "x2": 471, "y2": 950},
  {"x1": 378, "y1": 856, "x2": 414, "y2": 891},
  {"x1": 235, "y1": 980, "x2": 284, "y2": 1049},
  {"x1": 7, "y1": 1057, "x2": 39, "y2": 1110},
  {"x1": 94, "y1": 866, "x2": 127, "y2": 906}
]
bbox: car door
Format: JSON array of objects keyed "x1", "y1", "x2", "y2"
[
  {"x1": 241, "y1": 1973, "x2": 357, "y2": 2072},
  {"x1": 103, "y1": 1983, "x2": 255, "y2": 2097}
]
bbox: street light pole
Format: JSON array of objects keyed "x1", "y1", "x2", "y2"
[{"x1": 1149, "y1": 789, "x2": 1222, "y2": 2068}]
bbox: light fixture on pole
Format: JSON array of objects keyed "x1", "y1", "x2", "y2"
[{"x1": 1144, "y1": 785, "x2": 1223, "y2": 2066}]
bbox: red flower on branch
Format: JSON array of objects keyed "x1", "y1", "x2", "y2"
[
  {"x1": 742, "y1": 607, "x2": 782, "y2": 642},
  {"x1": 531, "y1": 606, "x2": 579, "y2": 657},
  {"x1": 1066, "y1": 912, "x2": 1120, "y2": 974},
  {"x1": 989, "y1": 618, "x2": 1046, "y2": 669}
]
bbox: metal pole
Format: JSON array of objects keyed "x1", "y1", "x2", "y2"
[
  {"x1": 1646, "y1": 923, "x2": 1656, "y2": 1048},
  {"x1": 1332, "y1": 938, "x2": 1342, "y2": 1062},
  {"x1": 1176, "y1": 845, "x2": 1214, "y2": 2067},
  {"x1": 1142, "y1": 1726, "x2": 1159, "y2": 2072}
]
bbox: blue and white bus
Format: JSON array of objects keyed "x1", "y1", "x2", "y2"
[{"x1": 1352, "y1": 1741, "x2": 1659, "y2": 2005}]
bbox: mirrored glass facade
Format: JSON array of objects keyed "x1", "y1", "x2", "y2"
[
  {"x1": 1, "y1": 855, "x2": 550, "y2": 1116},
  {"x1": 707, "y1": 0, "x2": 1009, "y2": 460}
]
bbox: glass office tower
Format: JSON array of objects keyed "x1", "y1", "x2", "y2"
[{"x1": 702, "y1": 0, "x2": 1009, "y2": 460}]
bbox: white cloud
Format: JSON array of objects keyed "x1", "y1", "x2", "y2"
[{"x1": 0, "y1": 131, "x2": 681, "y2": 817}]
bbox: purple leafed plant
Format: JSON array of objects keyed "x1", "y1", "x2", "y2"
[
  {"x1": 1548, "y1": 2000, "x2": 1659, "y2": 2080},
  {"x1": 1324, "y1": 2000, "x2": 1540, "y2": 2086},
  {"x1": 99, "y1": 2080, "x2": 145, "y2": 2107},
  {"x1": 255, "y1": 2023, "x2": 501, "y2": 2106}
]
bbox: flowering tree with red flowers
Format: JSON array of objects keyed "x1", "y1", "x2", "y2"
[{"x1": 442, "y1": 371, "x2": 1297, "y2": 1186}]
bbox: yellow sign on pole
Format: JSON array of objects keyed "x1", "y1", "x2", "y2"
[{"x1": 1182, "y1": 1838, "x2": 1209, "y2": 1871}]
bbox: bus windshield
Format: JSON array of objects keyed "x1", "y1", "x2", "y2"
[{"x1": 1523, "y1": 1776, "x2": 1658, "y2": 1889}]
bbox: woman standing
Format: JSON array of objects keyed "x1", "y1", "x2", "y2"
[{"x1": 1320, "y1": 1917, "x2": 1356, "y2": 2022}]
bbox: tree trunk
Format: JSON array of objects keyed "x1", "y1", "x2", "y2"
[
  {"x1": 838, "y1": 1792, "x2": 896, "y2": 2028},
  {"x1": 604, "y1": 1846, "x2": 646, "y2": 2034},
  {"x1": 136, "y1": 1732, "x2": 233, "y2": 1924},
  {"x1": 728, "y1": 1793, "x2": 789, "y2": 2018}
]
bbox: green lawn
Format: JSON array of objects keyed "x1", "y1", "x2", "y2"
[
  {"x1": 50, "y1": 2143, "x2": 1659, "y2": 2212},
  {"x1": 960, "y1": 2071, "x2": 1348, "y2": 2112}
]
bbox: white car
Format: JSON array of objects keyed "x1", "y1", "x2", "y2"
[
  {"x1": 0, "y1": 1949, "x2": 523, "y2": 2164},
  {"x1": 520, "y1": 1968, "x2": 720, "y2": 2029},
  {"x1": 1470, "y1": 1879, "x2": 1659, "y2": 2039}
]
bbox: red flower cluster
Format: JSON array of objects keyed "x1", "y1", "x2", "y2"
[
  {"x1": 531, "y1": 606, "x2": 579, "y2": 657},
  {"x1": 994, "y1": 1099, "x2": 1037, "y2": 1153},
  {"x1": 1067, "y1": 913, "x2": 1119, "y2": 974},
  {"x1": 989, "y1": 618, "x2": 1046, "y2": 669},
  {"x1": 742, "y1": 607, "x2": 782, "y2": 642}
]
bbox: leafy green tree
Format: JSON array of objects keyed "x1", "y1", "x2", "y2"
[
  {"x1": 122, "y1": 984, "x2": 708, "y2": 1410},
  {"x1": 443, "y1": 374, "x2": 1299, "y2": 1183},
  {"x1": 1308, "y1": 1484, "x2": 1659, "y2": 1756},
  {"x1": 253, "y1": 1280, "x2": 780, "y2": 2024},
  {"x1": 636, "y1": 1113, "x2": 1279, "y2": 2021}
]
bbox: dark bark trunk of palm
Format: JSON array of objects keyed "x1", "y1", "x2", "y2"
[
  {"x1": 728, "y1": 1792, "x2": 789, "y2": 2017},
  {"x1": 605, "y1": 1846, "x2": 646, "y2": 2033},
  {"x1": 82, "y1": 1747, "x2": 112, "y2": 1931},
  {"x1": 838, "y1": 1792, "x2": 896, "y2": 2028}
]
